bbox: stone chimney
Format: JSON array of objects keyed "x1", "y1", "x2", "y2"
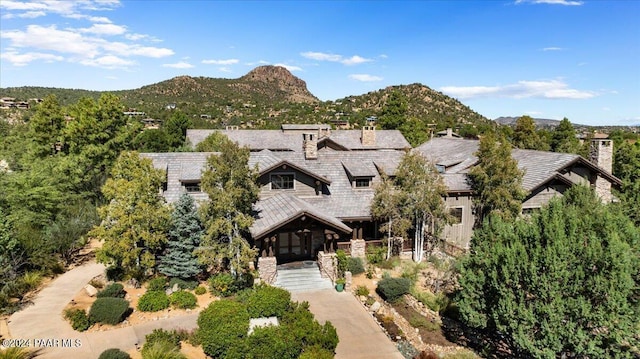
[
  {"x1": 590, "y1": 139, "x2": 613, "y2": 202},
  {"x1": 303, "y1": 133, "x2": 318, "y2": 160},
  {"x1": 361, "y1": 126, "x2": 376, "y2": 146}
]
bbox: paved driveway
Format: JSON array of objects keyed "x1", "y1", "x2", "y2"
[{"x1": 292, "y1": 289, "x2": 404, "y2": 359}]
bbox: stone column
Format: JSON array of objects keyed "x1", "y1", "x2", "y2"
[
  {"x1": 350, "y1": 239, "x2": 365, "y2": 258},
  {"x1": 317, "y1": 251, "x2": 337, "y2": 281},
  {"x1": 258, "y1": 257, "x2": 277, "y2": 285}
]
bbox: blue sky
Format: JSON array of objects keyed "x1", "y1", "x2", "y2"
[{"x1": 1, "y1": 0, "x2": 638, "y2": 126}]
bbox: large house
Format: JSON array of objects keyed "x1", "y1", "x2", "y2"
[
  {"x1": 141, "y1": 125, "x2": 620, "y2": 262},
  {"x1": 142, "y1": 125, "x2": 410, "y2": 263}
]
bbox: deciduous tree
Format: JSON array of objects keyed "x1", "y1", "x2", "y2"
[{"x1": 371, "y1": 173, "x2": 411, "y2": 259}]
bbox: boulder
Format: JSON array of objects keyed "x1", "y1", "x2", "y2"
[
  {"x1": 370, "y1": 301, "x2": 381, "y2": 313},
  {"x1": 84, "y1": 284, "x2": 98, "y2": 297}
]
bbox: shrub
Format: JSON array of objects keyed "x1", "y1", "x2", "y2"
[
  {"x1": 246, "y1": 285, "x2": 290, "y2": 318},
  {"x1": 0, "y1": 347, "x2": 37, "y2": 359},
  {"x1": 379, "y1": 256, "x2": 401, "y2": 270},
  {"x1": 168, "y1": 277, "x2": 198, "y2": 290},
  {"x1": 408, "y1": 314, "x2": 440, "y2": 331},
  {"x1": 355, "y1": 285, "x2": 370, "y2": 297},
  {"x1": 194, "y1": 286, "x2": 206, "y2": 295},
  {"x1": 98, "y1": 348, "x2": 131, "y2": 359},
  {"x1": 169, "y1": 291, "x2": 197, "y2": 309},
  {"x1": 89, "y1": 278, "x2": 105, "y2": 289},
  {"x1": 376, "y1": 277, "x2": 411, "y2": 302},
  {"x1": 141, "y1": 340, "x2": 186, "y2": 359},
  {"x1": 366, "y1": 245, "x2": 387, "y2": 265},
  {"x1": 141, "y1": 329, "x2": 181, "y2": 358},
  {"x1": 208, "y1": 272, "x2": 236, "y2": 297},
  {"x1": 299, "y1": 345, "x2": 335, "y2": 359},
  {"x1": 138, "y1": 291, "x2": 170, "y2": 312},
  {"x1": 21, "y1": 271, "x2": 42, "y2": 291},
  {"x1": 335, "y1": 249, "x2": 348, "y2": 277},
  {"x1": 64, "y1": 308, "x2": 91, "y2": 331},
  {"x1": 401, "y1": 261, "x2": 426, "y2": 283},
  {"x1": 198, "y1": 300, "x2": 250, "y2": 358},
  {"x1": 97, "y1": 283, "x2": 126, "y2": 298},
  {"x1": 411, "y1": 289, "x2": 450, "y2": 313},
  {"x1": 347, "y1": 257, "x2": 365, "y2": 275},
  {"x1": 105, "y1": 265, "x2": 124, "y2": 282},
  {"x1": 147, "y1": 277, "x2": 167, "y2": 292},
  {"x1": 243, "y1": 325, "x2": 300, "y2": 358},
  {"x1": 89, "y1": 297, "x2": 131, "y2": 325},
  {"x1": 281, "y1": 302, "x2": 339, "y2": 352}
]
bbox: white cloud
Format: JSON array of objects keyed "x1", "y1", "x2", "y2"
[
  {"x1": 1, "y1": 25, "x2": 101, "y2": 57},
  {"x1": 0, "y1": 51, "x2": 64, "y2": 66},
  {"x1": 301, "y1": 51, "x2": 342, "y2": 62},
  {"x1": 80, "y1": 55, "x2": 134, "y2": 68},
  {"x1": 440, "y1": 79, "x2": 595, "y2": 100},
  {"x1": 163, "y1": 61, "x2": 194, "y2": 69},
  {"x1": 202, "y1": 58, "x2": 239, "y2": 65},
  {"x1": 341, "y1": 55, "x2": 372, "y2": 65},
  {"x1": 301, "y1": 51, "x2": 373, "y2": 65},
  {"x1": 218, "y1": 67, "x2": 233, "y2": 73},
  {"x1": 542, "y1": 47, "x2": 563, "y2": 51},
  {"x1": 515, "y1": 0, "x2": 583, "y2": 5},
  {"x1": 349, "y1": 74, "x2": 383, "y2": 82},
  {"x1": 80, "y1": 23, "x2": 127, "y2": 35},
  {"x1": 274, "y1": 63, "x2": 302, "y2": 72},
  {"x1": 2, "y1": 10, "x2": 46, "y2": 19},
  {"x1": 0, "y1": 1, "x2": 48, "y2": 11}
]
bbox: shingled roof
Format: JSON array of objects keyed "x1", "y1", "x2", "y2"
[
  {"x1": 414, "y1": 137, "x2": 621, "y2": 192},
  {"x1": 140, "y1": 152, "x2": 214, "y2": 203}
]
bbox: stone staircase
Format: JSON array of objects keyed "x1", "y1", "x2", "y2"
[{"x1": 274, "y1": 265, "x2": 334, "y2": 292}]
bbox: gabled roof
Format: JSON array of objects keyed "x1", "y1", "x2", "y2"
[
  {"x1": 251, "y1": 193, "x2": 352, "y2": 239},
  {"x1": 414, "y1": 137, "x2": 621, "y2": 193},
  {"x1": 342, "y1": 160, "x2": 377, "y2": 178}
]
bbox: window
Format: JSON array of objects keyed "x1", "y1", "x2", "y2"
[
  {"x1": 355, "y1": 178, "x2": 370, "y2": 188},
  {"x1": 449, "y1": 207, "x2": 463, "y2": 224},
  {"x1": 522, "y1": 207, "x2": 540, "y2": 216},
  {"x1": 183, "y1": 182, "x2": 201, "y2": 193},
  {"x1": 271, "y1": 174, "x2": 294, "y2": 190}
]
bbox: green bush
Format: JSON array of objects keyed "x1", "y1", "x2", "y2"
[
  {"x1": 194, "y1": 286, "x2": 206, "y2": 295},
  {"x1": 411, "y1": 289, "x2": 450, "y2": 313},
  {"x1": 138, "y1": 291, "x2": 170, "y2": 312},
  {"x1": 366, "y1": 245, "x2": 387, "y2": 265},
  {"x1": 98, "y1": 348, "x2": 131, "y2": 359},
  {"x1": 141, "y1": 340, "x2": 186, "y2": 359},
  {"x1": 197, "y1": 300, "x2": 250, "y2": 358},
  {"x1": 142, "y1": 329, "x2": 181, "y2": 358},
  {"x1": 64, "y1": 308, "x2": 91, "y2": 331},
  {"x1": 246, "y1": 285, "x2": 291, "y2": 318},
  {"x1": 355, "y1": 285, "x2": 370, "y2": 297},
  {"x1": 147, "y1": 277, "x2": 167, "y2": 292},
  {"x1": 169, "y1": 291, "x2": 197, "y2": 309},
  {"x1": 379, "y1": 256, "x2": 401, "y2": 270},
  {"x1": 208, "y1": 272, "x2": 236, "y2": 297},
  {"x1": 376, "y1": 277, "x2": 411, "y2": 302},
  {"x1": 281, "y1": 302, "x2": 339, "y2": 352},
  {"x1": 97, "y1": 283, "x2": 126, "y2": 298},
  {"x1": 347, "y1": 257, "x2": 365, "y2": 275},
  {"x1": 244, "y1": 325, "x2": 300, "y2": 358},
  {"x1": 89, "y1": 297, "x2": 131, "y2": 325},
  {"x1": 299, "y1": 345, "x2": 335, "y2": 359},
  {"x1": 168, "y1": 277, "x2": 198, "y2": 290},
  {"x1": 336, "y1": 249, "x2": 348, "y2": 277},
  {"x1": 408, "y1": 314, "x2": 440, "y2": 331}
]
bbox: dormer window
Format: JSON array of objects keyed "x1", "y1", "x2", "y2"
[
  {"x1": 354, "y1": 178, "x2": 371, "y2": 188},
  {"x1": 271, "y1": 174, "x2": 295, "y2": 190},
  {"x1": 183, "y1": 181, "x2": 201, "y2": 193}
]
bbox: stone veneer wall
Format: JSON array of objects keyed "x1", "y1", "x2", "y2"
[
  {"x1": 257, "y1": 257, "x2": 277, "y2": 284},
  {"x1": 590, "y1": 139, "x2": 613, "y2": 203},
  {"x1": 350, "y1": 239, "x2": 366, "y2": 258},
  {"x1": 317, "y1": 251, "x2": 337, "y2": 281}
]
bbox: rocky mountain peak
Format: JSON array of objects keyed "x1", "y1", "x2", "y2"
[{"x1": 240, "y1": 66, "x2": 318, "y2": 103}]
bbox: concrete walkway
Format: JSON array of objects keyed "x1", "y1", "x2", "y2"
[
  {"x1": 6, "y1": 262, "x2": 198, "y2": 359},
  {"x1": 292, "y1": 289, "x2": 404, "y2": 359}
]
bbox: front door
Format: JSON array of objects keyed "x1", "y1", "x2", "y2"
[{"x1": 277, "y1": 231, "x2": 313, "y2": 262}]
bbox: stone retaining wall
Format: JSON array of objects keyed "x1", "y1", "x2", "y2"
[{"x1": 258, "y1": 257, "x2": 277, "y2": 284}]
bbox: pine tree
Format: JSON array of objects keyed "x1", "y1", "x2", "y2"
[
  {"x1": 457, "y1": 185, "x2": 640, "y2": 358},
  {"x1": 550, "y1": 118, "x2": 580, "y2": 154},
  {"x1": 469, "y1": 132, "x2": 526, "y2": 222},
  {"x1": 378, "y1": 90, "x2": 407, "y2": 130},
  {"x1": 159, "y1": 193, "x2": 203, "y2": 279},
  {"x1": 512, "y1": 115, "x2": 549, "y2": 150}
]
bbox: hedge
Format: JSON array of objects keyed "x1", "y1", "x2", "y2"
[
  {"x1": 138, "y1": 291, "x2": 170, "y2": 312},
  {"x1": 98, "y1": 348, "x2": 131, "y2": 359},
  {"x1": 197, "y1": 300, "x2": 250, "y2": 358},
  {"x1": 89, "y1": 297, "x2": 130, "y2": 325},
  {"x1": 246, "y1": 285, "x2": 291, "y2": 318},
  {"x1": 169, "y1": 291, "x2": 197, "y2": 309},
  {"x1": 96, "y1": 283, "x2": 126, "y2": 298},
  {"x1": 376, "y1": 277, "x2": 411, "y2": 302}
]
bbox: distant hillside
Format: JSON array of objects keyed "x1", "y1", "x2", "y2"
[
  {"x1": 494, "y1": 116, "x2": 586, "y2": 128},
  {"x1": 1, "y1": 66, "x2": 490, "y2": 131}
]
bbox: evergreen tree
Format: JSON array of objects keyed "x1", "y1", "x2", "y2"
[
  {"x1": 457, "y1": 186, "x2": 640, "y2": 358},
  {"x1": 197, "y1": 138, "x2": 259, "y2": 275},
  {"x1": 159, "y1": 193, "x2": 203, "y2": 279},
  {"x1": 512, "y1": 115, "x2": 549, "y2": 150},
  {"x1": 395, "y1": 152, "x2": 448, "y2": 262},
  {"x1": 163, "y1": 110, "x2": 192, "y2": 149},
  {"x1": 91, "y1": 151, "x2": 170, "y2": 279},
  {"x1": 614, "y1": 141, "x2": 640, "y2": 225},
  {"x1": 550, "y1": 118, "x2": 580, "y2": 154},
  {"x1": 378, "y1": 90, "x2": 407, "y2": 130},
  {"x1": 26, "y1": 95, "x2": 65, "y2": 159},
  {"x1": 468, "y1": 132, "x2": 526, "y2": 222}
]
